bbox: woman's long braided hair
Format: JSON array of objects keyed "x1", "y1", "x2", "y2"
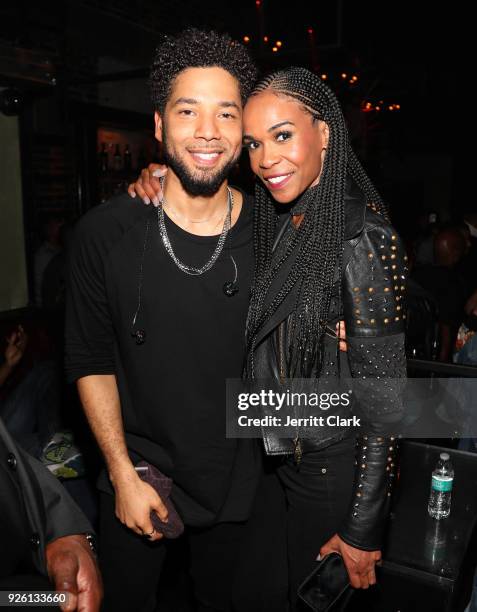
[{"x1": 244, "y1": 67, "x2": 388, "y2": 379}]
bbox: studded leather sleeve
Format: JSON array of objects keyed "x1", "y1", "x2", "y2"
[{"x1": 337, "y1": 213, "x2": 407, "y2": 551}]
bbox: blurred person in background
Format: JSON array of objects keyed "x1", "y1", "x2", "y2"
[{"x1": 34, "y1": 214, "x2": 65, "y2": 307}]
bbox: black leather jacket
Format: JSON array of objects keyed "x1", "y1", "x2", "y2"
[{"x1": 251, "y1": 178, "x2": 408, "y2": 551}]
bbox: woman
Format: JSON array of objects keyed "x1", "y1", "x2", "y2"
[
  {"x1": 130, "y1": 67, "x2": 407, "y2": 609},
  {"x1": 242, "y1": 67, "x2": 406, "y2": 608}
]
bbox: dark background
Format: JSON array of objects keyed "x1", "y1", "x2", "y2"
[{"x1": 0, "y1": 0, "x2": 466, "y2": 304}]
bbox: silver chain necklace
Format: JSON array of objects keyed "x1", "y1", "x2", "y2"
[{"x1": 157, "y1": 182, "x2": 234, "y2": 276}]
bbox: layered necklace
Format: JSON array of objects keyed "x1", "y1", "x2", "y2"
[{"x1": 157, "y1": 178, "x2": 234, "y2": 276}]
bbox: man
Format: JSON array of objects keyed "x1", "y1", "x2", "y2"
[
  {"x1": 0, "y1": 416, "x2": 101, "y2": 611},
  {"x1": 65, "y1": 29, "x2": 286, "y2": 612},
  {"x1": 0, "y1": 324, "x2": 62, "y2": 460}
]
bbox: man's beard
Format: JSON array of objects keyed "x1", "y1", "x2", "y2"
[{"x1": 162, "y1": 127, "x2": 239, "y2": 197}]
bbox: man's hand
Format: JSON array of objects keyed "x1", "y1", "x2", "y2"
[
  {"x1": 4, "y1": 325, "x2": 27, "y2": 369},
  {"x1": 112, "y1": 468, "x2": 168, "y2": 542},
  {"x1": 319, "y1": 533, "x2": 381, "y2": 589},
  {"x1": 127, "y1": 164, "x2": 167, "y2": 206},
  {"x1": 46, "y1": 534, "x2": 102, "y2": 612}
]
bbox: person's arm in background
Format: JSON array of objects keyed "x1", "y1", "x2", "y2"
[
  {"x1": 65, "y1": 212, "x2": 167, "y2": 541},
  {"x1": 0, "y1": 325, "x2": 27, "y2": 388},
  {"x1": 465, "y1": 289, "x2": 477, "y2": 318},
  {"x1": 1, "y1": 416, "x2": 101, "y2": 612},
  {"x1": 24, "y1": 448, "x2": 102, "y2": 612}
]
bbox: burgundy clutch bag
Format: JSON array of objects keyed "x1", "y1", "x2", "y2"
[{"x1": 135, "y1": 461, "x2": 184, "y2": 539}]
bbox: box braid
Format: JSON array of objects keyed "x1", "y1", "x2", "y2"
[{"x1": 244, "y1": 67, "x2": 388, "y2": 379}]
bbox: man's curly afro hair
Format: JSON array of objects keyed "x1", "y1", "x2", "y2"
[{"x1": 150, "y1": 28, "x2": 258, "y2": 114}]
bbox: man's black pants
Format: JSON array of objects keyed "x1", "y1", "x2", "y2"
[{"x1": 98, "y1": 468, "x2": 288, "y2": 612}]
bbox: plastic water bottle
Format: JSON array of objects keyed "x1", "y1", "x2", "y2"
[{"x1": 428, "y1": 452, "x2": 454, "y2": 519}]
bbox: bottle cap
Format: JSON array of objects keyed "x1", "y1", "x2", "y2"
[{"x1": 440, "y1": 452, "x2": 450, "y2": 461}]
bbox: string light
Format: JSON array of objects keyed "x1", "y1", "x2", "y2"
[
  {"x1": 237, "y1": 29, "x2": 400, "y2": 119},
  {"x1": 362, "y1": 101, "x2": 401, "y2": 113}
]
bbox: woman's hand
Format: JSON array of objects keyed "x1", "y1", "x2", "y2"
[
  {"x1": 319, "y1": 533, "x2": 381, "y2": 589},
  {"x1": 127, "y1": 164, "x2": 167, "y2": 206},
  {"x1": 336, "y1": 320, "x2": 347, "y2": 352}
]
